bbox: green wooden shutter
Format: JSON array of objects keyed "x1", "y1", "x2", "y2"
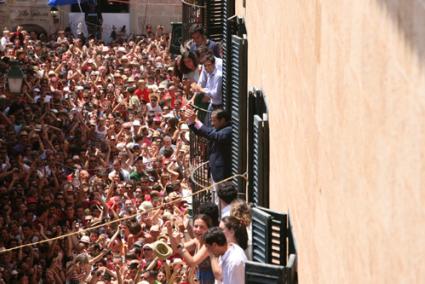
[
  {"x1": 251, "y1": 207, "x2": 272, "y2": 263},
  {"x1": 245, "y1": 261, "x2": 287, "y2": 284},
  {"x1": 252, "y1": 206, "x2": 289, "y2": 266},
  {"x1": 230, "y1": 34, "x2": 248, "y2": 191},
  {"x1": 205, "y1": 0, "x2": 224, "y2": 42},
  {"x1": 222, "y1": 0, "x2": 235, "y2": 111},
  {"x1": 248, "y1": 89, "x2": 269, "y2": 207}
]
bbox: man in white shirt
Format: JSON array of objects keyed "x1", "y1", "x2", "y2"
[
  {"x1": 204, "y1": 227, "x2": 247, "y2": 284},
  {"x1": 108, "y1": 159, "x2": 130, "y2": 181},
  {"x1": 0, "y1": 29, "x2": 10, "y2": 52},
  {"x1": 192, "y1": 54, "x2": 223, "y2": 109}
]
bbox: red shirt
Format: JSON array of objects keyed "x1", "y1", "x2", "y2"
[{"x1": 135, "y1": 88, "x2": 150, "y2": 103}]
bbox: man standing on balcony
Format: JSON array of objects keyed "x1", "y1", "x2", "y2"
[
  {"x1": 185, "y1": 108, "x2": 232, "y2": 184},
  {"x1": 189, "y1": 24, "x2": 221, "y2": 58},
  {"x1": 192, "y1": 54, "x2": 223, "y2": 111}
]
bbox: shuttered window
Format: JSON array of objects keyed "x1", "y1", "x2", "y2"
[
  {"x1": 248, "y1": 89, "x2": 270, "y2": 207},
  {"x1": 252, "y1": 206, "x2": 288, "y2": 265},
  {"x1": 222, "y1": 0, "x2": 235, "y2": 111},
  {"x1": 230, "y1": 34, "x2": 248, "y2": 191},
  {"x1": 251, "y1": 206, "x2": 272, "y2": 263},
  {"x1": 205, "y1": 0, "x2": 225, "y2": 42},
  {"x1": 251, "y1": 206, "x2": 299, "y2": 283}
]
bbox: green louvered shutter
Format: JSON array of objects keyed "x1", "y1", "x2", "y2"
[
  {"x1": 230, "y1": 34, "x2": 248, "y2": 191},
  {"x1": 205, "y1": 0, "x2": 224, "y2": 42},
  {"x1": 222, "y1": 0, "x2": 235, "y2": 111},
  {"x1": 248, "y1": 89, "x2": 269, "y2": 207}
]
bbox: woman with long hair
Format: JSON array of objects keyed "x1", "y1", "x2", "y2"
[
  {"x1": 179, "y1": 51, "x2": 201, "y2": 83},
  {"x1": 168, "y1": 214, "x2": 215, "y2": 284}
]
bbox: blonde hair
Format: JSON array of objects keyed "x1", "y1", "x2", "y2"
[{"x1": 230, "y1": 199, "x2": 252, "y2": 226}]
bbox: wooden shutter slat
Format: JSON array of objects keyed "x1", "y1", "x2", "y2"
[{"x1": 230, "y1": 35, "x2": 248, "y2": 191}]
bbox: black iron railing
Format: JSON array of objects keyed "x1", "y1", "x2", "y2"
[{"x1": 189, "y1": 131, "x2": 211, "y2": 214}]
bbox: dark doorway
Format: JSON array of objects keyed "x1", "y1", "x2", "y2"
[{"x1": 71, "y1": 0, "x2": 129, "y2": 13}]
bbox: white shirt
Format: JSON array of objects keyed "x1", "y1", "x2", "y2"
[
  {"x1": 197, "y1": 66, "x2": 223, "y2": 105},
  {"x1": 221, "y1": 204, "x2": 231, "y2": 218},
  {"x1": 198, "y1": 56, "x2": 223, "y2": 82},
  {"x1": 221, "y1": 243, "x2": 247, "y2": 284},
  {"x1": 146, "y1": 103, "x2": 162, "y2": 114},
  {"x1": 34, "y1": 94, "x2": 52, "y2": 103},
  {"x1": 108, "y1": 169, "x2": 130, "y2": 181},
  {"x1": 0, "y1": 36, "x2": 9, "y2": 52}
]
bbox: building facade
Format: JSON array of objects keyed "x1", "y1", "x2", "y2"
[
  {"x1": 129, "y1": 0, "x2": 181, "y2": 34},
  {"x1": 0, "y1": 0, "x2": 181, "y2": 35},
  {"x1": 234, "y1": 0, "x2": 425, "y2": 283},
  {"x1": 0, "y1": 0, "x2": 69, "y2": 35}
]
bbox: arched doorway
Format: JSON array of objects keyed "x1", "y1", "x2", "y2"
[{"x1": 15, "y1": 24, "x2": 47, "y2": 36}]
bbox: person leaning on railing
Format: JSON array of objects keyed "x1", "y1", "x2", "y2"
[{"x1": 184, "y1": 108, "x2": 232, "y2": 183}]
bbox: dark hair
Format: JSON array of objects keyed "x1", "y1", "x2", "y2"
[
  {"x1": 221, "y1": 216, "x2": 248, "y2": 250},
  {"x1": 165, "y1": 183, "x2": 176, "y2": 195},
  {"x1": 163, "y1": 147, "x2": 174, "y2": 158},
  {"x1": 128, "y1": 221, "x2": 142, "y2": 235},
  {"x1": 193, "y1": 214, "x2": 213, "y2": 228},
  {"x1": 203, "y1": 54, "x2": 215, "y2": 65},
  {"x1": 217, "y1": 184, "x2": 238, "y2": 204},
  {"x1": 198, "y1": 202, "x2": 219, "y2": 227},
  {"x1": 196, "y1": 46, "x2": 213, "y2": 62},
  {"x1": 212, "y1": 109, "x2": 230, "y2": 123},
  {"x1": 189, "y1": 24, "x2": 204, "y2": 36},
  {"x1": 167, "y1": 117, "x2": 178, "y2": 129},
  {"x1": 179, "y1": 51, "x2": 199, "y2": 74},
  {"x1": 203, "y1": 227, "x2": 227, "y2": 246}
]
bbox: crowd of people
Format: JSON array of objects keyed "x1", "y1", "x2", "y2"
[{"x1": 0, "y1": 23, "x2": 251, "y2": 284}]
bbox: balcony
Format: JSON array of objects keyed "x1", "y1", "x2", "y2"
[{"x1": 182, "y1": 1, "x2": 298, "y2": 282}]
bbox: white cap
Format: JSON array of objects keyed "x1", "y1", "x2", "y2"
[
  {"x1": 138, "y1": 201, "x2": 153, "y2": 213},
  {"x1": 80, "y1": 235, "x2": 90, "y2": 244}
]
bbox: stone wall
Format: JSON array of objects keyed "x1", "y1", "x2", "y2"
[
  {"x1": 0, "y1": 0, "x2": 180, "y2": 36},
  {"x1": 236, "y1": 0, "x2": 425, "y2": 283},
  {"x1": 130, "y1": 0, "x2": 181, "y2": 35},
  {"x1": 0, "y1": 0, "x2": 69, "y2": 35}
]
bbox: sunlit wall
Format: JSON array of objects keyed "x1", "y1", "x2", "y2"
[{"x1": 236, "y1": 0, "x2": 425, "y2": 282}]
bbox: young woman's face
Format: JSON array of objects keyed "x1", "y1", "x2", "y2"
[
  {"x1": 193, "y1": 218, "x2": 209, "y2": 239},
  {"x1": 219, "y1": 221, "x2": 234, "y2": 243},
  {"x1": 183, "y1": 57, "x2": 195, "y2": 71}
]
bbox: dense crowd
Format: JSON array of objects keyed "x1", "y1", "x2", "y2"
[{"x1": 0, "y1": 24, "x2": 251, "y2": 284}]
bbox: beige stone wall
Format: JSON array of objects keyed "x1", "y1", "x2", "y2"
[
  {"x1": 0, "y1": 0, "x2": 180, "y2": 36},
  {"x1": 130, "y1": 0, "x2": 181, "y2": 35},
  {"x1": 0, "y1": 0, "x2": 69, "y2": 34},
  {"x1": 236, "y1": 0, "x2": 425, "y2": 283}
]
